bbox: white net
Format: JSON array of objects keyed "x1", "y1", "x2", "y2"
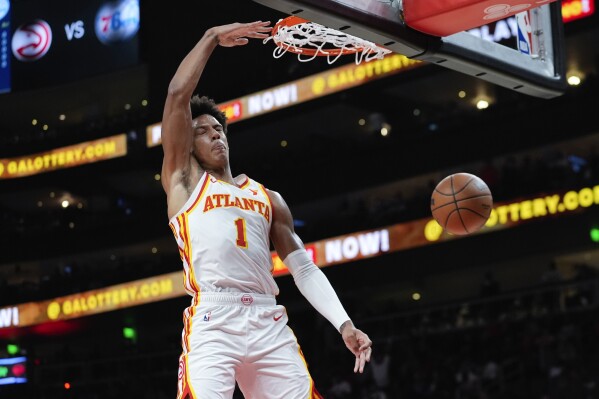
[{"x1": 264, "y1": 19, "x2": 393, "y2": 64}]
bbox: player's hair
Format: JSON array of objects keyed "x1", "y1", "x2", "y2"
[{"x1": 190, "y1": 95, "x2": 228, "y2": 134}]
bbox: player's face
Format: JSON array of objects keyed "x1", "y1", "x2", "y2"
[{"x1": 191, "y1": 114, "x2": 229, "y2": 169}]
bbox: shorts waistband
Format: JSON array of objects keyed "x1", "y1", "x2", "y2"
[{"x1": 199, "y1": 292, "x2": 276, "y2": 306}]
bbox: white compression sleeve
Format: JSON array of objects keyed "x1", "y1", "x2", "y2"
[{"x1": 283, "y1": 248, "x2": 351, "y2": 332}]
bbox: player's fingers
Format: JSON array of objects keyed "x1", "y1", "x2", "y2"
[
  {"x1": 236, "y1": 21, "x2": 267, "y2": 33},
  {"x1": 246, "y1": 32, "x2": 270, "y2": 39},
  {"x1": 246, "y1": 24, "x2": 271, "y2": 33},
  {"x1": 249, "y1": 31, "x2": 271, "y2": 38},
  {"x1": 354, "y1": 355, "x2": 361, "y2": 373},
  {"x1": 245, "y1": 21, "x2": 271, "y2": 29},
  {"x1": 358, "y1": 351, "x2": 367, "y2": 373},
  {"x1": 254, "y1": 27, "x2": 273, "y2": 33},
  {"x1": 365, "y1": 347, "x2": 372, "y2": 362}
]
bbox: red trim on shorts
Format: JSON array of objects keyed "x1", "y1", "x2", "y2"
[
  {"x1": 312, "y1": 385, "x2": 325, "y2": 399},
  {"x1": 177, "y1": 355, "x2": 196, "y2": 399}
]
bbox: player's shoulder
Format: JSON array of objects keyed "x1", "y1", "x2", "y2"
[
  {"x1": 264, "y1": 188, "x2": 287, "y2": 209},
  {"x1": 236, "y1": 174, "x2": 268, "y2": 190},
  {"x1": 233, "y1": 173, "x2": 249, "y2": 187},
  {"x1": 234, "y1": 174, "x2": 286, "y2": 204}
]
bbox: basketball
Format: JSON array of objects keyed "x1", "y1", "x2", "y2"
[{"x1": 430, "y1": 173, "x2": 493, "y2": 235}]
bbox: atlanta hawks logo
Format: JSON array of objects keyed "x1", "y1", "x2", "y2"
[
  {"x1": 178, "y1": 359, "x2": 185, "y2": 380},
  {"x1": 12, "y1": 20, "x2": 53, "y2": 61},
  {"x1": 241, "y1": 294, "x2": 254, "y2": 305},
  {"x1": 483, "y1": 3, "x2": 540, "y2": 20}
]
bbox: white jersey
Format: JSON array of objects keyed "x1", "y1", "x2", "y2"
[{"x1": 169, "y1": 171, "x2": 279, "y2": 297}]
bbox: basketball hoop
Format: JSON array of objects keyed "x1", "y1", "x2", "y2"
[{"x1": 263, "y1": 16, "x2": 392, "y2": 64}]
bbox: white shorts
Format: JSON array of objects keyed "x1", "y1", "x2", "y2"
[{"x1": 176, "y1": 292, "x2": 323, "y2": 399}]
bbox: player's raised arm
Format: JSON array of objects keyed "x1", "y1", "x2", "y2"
[
  {"x1": 161, "y1": 21, "x2": 271, "y2": 197},
  {"x1": 267, "y1": 189, "x2": 373, "y2": 373}
]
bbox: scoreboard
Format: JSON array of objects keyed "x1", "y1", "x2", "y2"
[{"x1": 1, "y1": 0, "x2": 139, "y2": 93}]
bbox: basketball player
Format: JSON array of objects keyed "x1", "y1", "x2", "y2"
[{"x1": 161, "y1": 21, "x2": 372, "y2": 399}]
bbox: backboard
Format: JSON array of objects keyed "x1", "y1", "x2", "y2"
[{"x1": 253, "y1": 0, "x2": 567, "y2": 98}]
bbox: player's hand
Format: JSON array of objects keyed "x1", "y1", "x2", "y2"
[
  {"x1": 208, "y1": 21, "x2": 272, "y2": 47},
  {"x1": 340, "y1": 321, "x2": 372, "y2": 373}
]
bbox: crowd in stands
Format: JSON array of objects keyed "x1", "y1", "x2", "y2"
[
  {"x1": 1, "y1": 127, "x2": 599, "y2": 398},
  {"x1": 0, "y1": 253, "x2": 175, "y2": 306},
  {"x1": 1, "y1": 138, "x2": 598, "y2": 308},
  {"x1": 1, "y1": 267, "x2": 598, "y2": 398},
  {"x1": 299, "y1": 144, "x2": 599, "y2": 242}
]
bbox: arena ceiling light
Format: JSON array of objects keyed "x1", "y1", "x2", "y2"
[
  {"x1": 476, "y1": 99, "x2": 490, "y2": 110},
  {"x1": 567, "y1": 72, "x2": 582, "y2": 86}
]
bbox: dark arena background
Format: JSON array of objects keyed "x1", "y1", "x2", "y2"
[{"x1": 1, "y1": 0, "x2": 599, "y2": 398}]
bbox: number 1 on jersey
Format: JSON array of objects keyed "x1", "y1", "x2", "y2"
[{"x1": 234, "y1": 218, "x2": 248, "y2": 248}]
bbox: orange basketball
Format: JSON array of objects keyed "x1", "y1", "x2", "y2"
[{"x1": 430, "y1": 173, "x2": 493, "y2": 235}]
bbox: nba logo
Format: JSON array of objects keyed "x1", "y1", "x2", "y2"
[
  {"x1": 516, "y1": 11, "x2": 539, "y2": 58},
  {"x1": 203, "y1": 311, "x2": 211, "y2": 322}
]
